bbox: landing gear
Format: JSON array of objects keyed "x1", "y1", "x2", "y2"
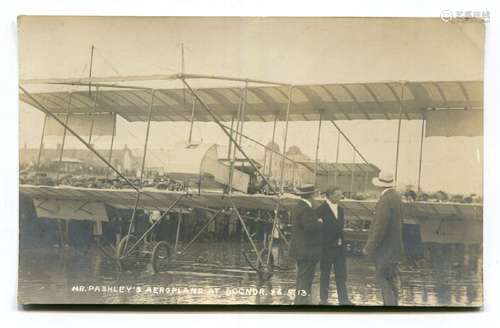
[
  {"x1": 151, "y1": 241, "x2": 172, "y2": 274},
  {"x1": 116, "y1": 234, "x2": 139, "y2": 271},
  {"x1": 244, "y1": 247, "x2": 274, "y2": 281}
]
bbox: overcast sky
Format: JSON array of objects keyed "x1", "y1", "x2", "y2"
[{"x1": 18, "y1": 17, "x2": 484, "y2": 194}]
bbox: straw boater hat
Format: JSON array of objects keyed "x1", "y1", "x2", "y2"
[
  {"x1": 293, "y1": 184, "x2": 317, "y2": 197},
  {"x1": 372, "y1": 171, "x2": 395, "y2": 188}
]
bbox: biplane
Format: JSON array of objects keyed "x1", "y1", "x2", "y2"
[{"x1": 18, "y1": 72, "x2": 484, "y2": 279}]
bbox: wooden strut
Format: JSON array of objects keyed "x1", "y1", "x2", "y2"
[
  {"x1": 265, "y1": 204, "x2": 280, "y2": 266},
  {"x1": 330, "y1": 120, "x2": 370, "y2": 164},
  {"x1": 265, "y1": 88, "x2": 293, "y2": 266},
  {"x1": 229, "y1": 199, "x2": 264, "y2": 268},
  {"x1": 179, "y1": 209, "x2": 224, "y2": 255},
  {"x1": 88, "y1": 86, "x2": 99, "y2": 145},
  {"x1": 277, "y1": 225, "x2": 290, "y2": 248},
  {"x1": 21, "y1": 72, "x2": 287, "y2": 87},
  {"x1": 173, "y1": 212, "x2": 183, "y2": 254},
  {"x1": 123, "y1": 90, "x2": 156, "y2": 253},
  {"x1": 269, "y1": 115, "x2": 279, "y2": 176},
  {"x1": 188, "y1": 97, "x2": 196, "y2": 144},
  {"x1": 87, "y1": 44, "x2": 96, "y2": 143},
  {"x1": 350, "y1": 150, "x2": 355, "y2": 195},
  {"x1": 262, "y1": 141, "x2": 268, "y2": 175},
  {"x1": 238, "y1": 82, "x2": 248, "y2": 146},
  {"x1": 227, "y1": 114, "x2": 235, "y2": 160},
  {"x1": 314, "y1": 111, "x2": 323, "y2": 187},
  {"x1": 88, "y1": 45, "x2": 94, "y2": 96},
  {"x1": 181, "y1": 73, "x2": 290, "y2": 87},
  {"x1": 105, "y1": 113, "x2": 117, "y2": 180},
  {"x1": 36, "y1": 114, "x2": 48, "y2": 170},
  {"x1": 266, "y1": 115, "x2": 278, "y2": 176},
  {"x1": 279, "y1": 86, "x2": 293, "y2": 193},
  {"x1": 335, "y1": 130, "x2": 341, "y2": 163},
  {"x1": 54, "y1": 93, "x2": 73, "y2": 248},
  {"x1": 55, "y1": 93, "x2": 73, "y2": 183},
  {"x1": 417, "y1": 111, "x2": 426, "y2": 191},
  {"x1": 263, "y1": 211, "x2": 290, "y2": 248},
  {"x1": 46, "y1": 81, "x2": 155, "y2": 90},
  {"x1": 181, "y1": 43, "x2": 186, "y2": 111},
  {"x1": 228, "y1": 88, "x2": 244, "y2": 195},
  {"x1": 394, "y1": 82, "x2": 405, "y2": 183}
]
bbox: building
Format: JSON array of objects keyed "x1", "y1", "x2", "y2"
[
  {"x1": 20, "y1": 144, "x2": 140, "y2": 176},
  {"x1": 261, "y1": 144, "x2": 380, "y2": 194},
  {"x1": 294, "y1": 161, "x2": 381, "y2": 195}
]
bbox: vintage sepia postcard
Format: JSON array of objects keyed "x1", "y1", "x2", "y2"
[{"x1": 18, "y1": 16, "x2": 484, "y2": 306}]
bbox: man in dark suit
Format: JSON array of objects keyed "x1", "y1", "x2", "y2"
[
  {"x1": 363, "y1": 171, "x2": 404, "y2": 306},
  {"x1": 289, "y1": 184, "x2": 323, "y2": 305},
  {"x1": 317, "y1": 187, "x2": 351, "y2": 305}
]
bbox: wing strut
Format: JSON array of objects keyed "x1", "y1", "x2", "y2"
[
  {"x1": 394, "y1": 82, "x2": 405, "y2": 183},
  {"x1": 313, "y1": 110, "x2": 323, "y2": 187},
  {"x1": 330, "y1": 120, "x2": 370, "y2": 165},
  {"x1": 417, "y1": 111, "x2": 426, "y2": 192}
]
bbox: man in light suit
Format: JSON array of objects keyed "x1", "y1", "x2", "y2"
[
  {"x1": 363, "y1": 171, "x2": 404, "y2": 306},
  {"x1": 317, "y1": 187, "x2": 351, "y2": 305}
]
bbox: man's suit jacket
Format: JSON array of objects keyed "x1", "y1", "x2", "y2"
[
  {"x1": 364, "y1": 188, "x2": 404, "y2": 265},
  {"x1": 316, "y1": 201, "x2": 345, "y2": 258},
  {"x1": 289, "y1": 199, "x2": 323, "y2": 261}
]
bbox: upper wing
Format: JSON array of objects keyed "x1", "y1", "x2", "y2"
[{"x1": 19, "y1": 80, "x2": 482, "y2": 125}]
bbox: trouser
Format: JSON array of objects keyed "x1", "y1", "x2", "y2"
[
  {"x1": 294, "y1": 259, "x2": 318, "y2": 305},
  {"x1": 320, "y1": 250, "x2": 349, "y2": 305},
  {"x1": 375, "y1": 262, "x2": 401, "y2": 306}
]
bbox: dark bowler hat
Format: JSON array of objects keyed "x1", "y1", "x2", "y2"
[{"x1": 293, "y1": 184, "x2": 317, "y2": 196}]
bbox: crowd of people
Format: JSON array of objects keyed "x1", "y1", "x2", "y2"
[
  {"x1": 350, "y1": 189, "x2": 482, "y2": 204},
  {"x1": 19, "y1": 170, "x2": 187, "y2": 192}
]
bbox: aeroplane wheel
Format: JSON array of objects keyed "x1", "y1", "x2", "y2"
[
  {"x1": 258, "y1": 248, "x2": 275, "y2": 281},
  {"x1": 116, "y1": 234, "x2": 139, "y2": 271},
  {"x1": 244, "y1": 248, "x2": 274, "y2": 281},
  {"x1": 151, "y1": 241, "x2": 172, "y2": 274}
]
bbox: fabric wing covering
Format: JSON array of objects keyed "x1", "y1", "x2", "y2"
[
  {"x1": 20, "y1": 185, "x2": 482, "y2": 221},
  {"x1": 45, "y1": 113, "x2": 115, "y2": 137},
  {"x1": 19, "y1": 80, "x2": 483, "y2": 136},
  {"x1": 425, "y1": 109, "x2": 482, "y2": 137},
  {"x1": 19, "y1": 185, "x2": 304, "y2": 212}
]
